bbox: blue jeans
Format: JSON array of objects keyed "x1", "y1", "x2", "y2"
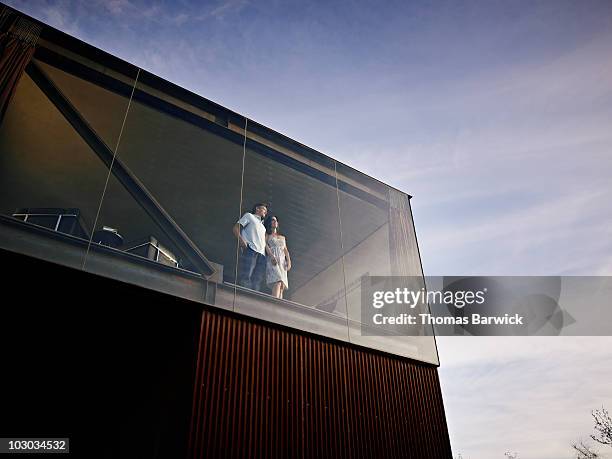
[{"x1": 238, "y1": 246, "x2": 266, "y2": 291}]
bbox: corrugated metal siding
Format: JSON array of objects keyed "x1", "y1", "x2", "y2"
[{"x1": 189, "y1": 309, "x2": 452, "y2": 458}]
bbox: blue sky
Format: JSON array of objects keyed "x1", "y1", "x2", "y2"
[{"x1": 7, "y1": 1, "x2": 612, "y2": 457}]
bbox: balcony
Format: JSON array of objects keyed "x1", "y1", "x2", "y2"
[{"x1": 0, "y1": 20, "x2": 438, "y2": 364}]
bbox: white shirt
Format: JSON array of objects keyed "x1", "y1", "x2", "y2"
[{"x1": 237, "y1": 212, "x2": 266, "y2": 255}]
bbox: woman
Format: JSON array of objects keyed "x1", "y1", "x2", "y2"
[{"x1": 264, "y1": 215, "x2": 291, "y2": 299}]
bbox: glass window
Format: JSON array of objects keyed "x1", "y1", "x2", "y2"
[
  {"x1": 82, "y1": 71, "x2": 245, "y2": 306},
  {"x1": 233, "y1": 128, "x2": 348, "y2": 341},
  {"x1": 0, "y1": 23, "x2": 438, "y2": 361},
  {"x1": 337, "y1": 171, "x2": 438, "y2": 363},
  {"x1": 0, "y1": 53, "x2": 136, "y2": 271}
]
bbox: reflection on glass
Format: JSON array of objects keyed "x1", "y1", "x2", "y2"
[
  {"x1": 338, "y1": 177, "x2": 438, "y2": 363},
  {"x1": 234, "y1": 136, "x2": 348, "y2": 340},
  {"x1": 0, "y1": 54, "x2": 135, "y2": 270},
  {"x1": 337, "y1": 177, "x2": 392, "y2": 323},
  {"x1": 83, "y1": 73, "x2": 245, "y2": 306}
]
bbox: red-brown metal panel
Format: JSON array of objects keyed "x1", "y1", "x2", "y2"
[{"x1": 189, "y1": 309, "x2": 452, "y2": 458}]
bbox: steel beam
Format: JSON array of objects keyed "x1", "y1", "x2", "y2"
[{"x1": 25, "y1": 61, "x2": 215, "y2": 277}]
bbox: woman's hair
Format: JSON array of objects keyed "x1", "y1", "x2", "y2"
[{"x1": 264, "y1": 215, "x2": 279, "y2": 234}]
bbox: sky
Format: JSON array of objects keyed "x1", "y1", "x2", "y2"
[{"x1": 6, "y1": 1, "x2": 612, "y2": 457}]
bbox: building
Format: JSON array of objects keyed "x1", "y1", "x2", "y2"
[{"x1": 0, "y1": 4, "x2": 452, "y2": 457}]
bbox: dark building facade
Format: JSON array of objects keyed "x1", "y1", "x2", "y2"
[
  {"x1": 189, "y1": 309, "x2": 450, "y2": 459},
  {"x1": 0, "y1": 4, "x2": 452, "y2": 457}
]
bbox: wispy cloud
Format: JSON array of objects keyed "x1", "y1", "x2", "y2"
[
  {"x1": 206, "y1": 0, "x2": 249, "y2": 20},
  {"x1": 438, "y1": 337, "x2": 612, "y2": 458},
  {"x1": 16, "y1": 0, "x2": 83, "y2": 38},
  {"x1": 103, "y1": 0, "x2": 133, "y2": 15}
]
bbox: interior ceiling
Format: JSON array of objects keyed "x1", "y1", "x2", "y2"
[
  {"x1": 3, "y1": 58, "x2": 392, "y2": 294},
  {"x1": 0, "y1": 72, "x2": 112, "y2": 235},
  {"x1": 35, "y1": 59, "x2": 133, "y2": 150}
]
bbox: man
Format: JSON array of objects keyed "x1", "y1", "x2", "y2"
[{"x1": 233, "y1": 202, "x2": 268, "y2": 291}]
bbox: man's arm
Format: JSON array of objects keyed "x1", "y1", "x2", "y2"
[{"x1": 233, "y1": 223, "x2": 247, "y2": 249}]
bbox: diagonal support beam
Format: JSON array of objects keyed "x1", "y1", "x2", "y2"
[{"x1": 26, "y1": 60, "x2": 215, "y2": 277}]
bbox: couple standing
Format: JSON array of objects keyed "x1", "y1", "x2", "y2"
[{"x1": 233, "y1": 203, "x2": 291, "y2": 299}]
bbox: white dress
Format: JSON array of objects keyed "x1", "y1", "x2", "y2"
[{"x1": 266, "y1": 235, "x2": 289, "y2": 290}]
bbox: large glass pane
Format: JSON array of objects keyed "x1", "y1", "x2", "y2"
[
  {"x1": 234, "y1": 130, "x2": 348, "y2": 341},
  {"x1": 0, "y1": 48, "x2": 136, "y2": 271},
  {"x1": 336, "y1": 168, "x2": 439, "y2": 364},
  {"x1": 82, "y1": 71, "x2": 245, "y2": 306}
]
